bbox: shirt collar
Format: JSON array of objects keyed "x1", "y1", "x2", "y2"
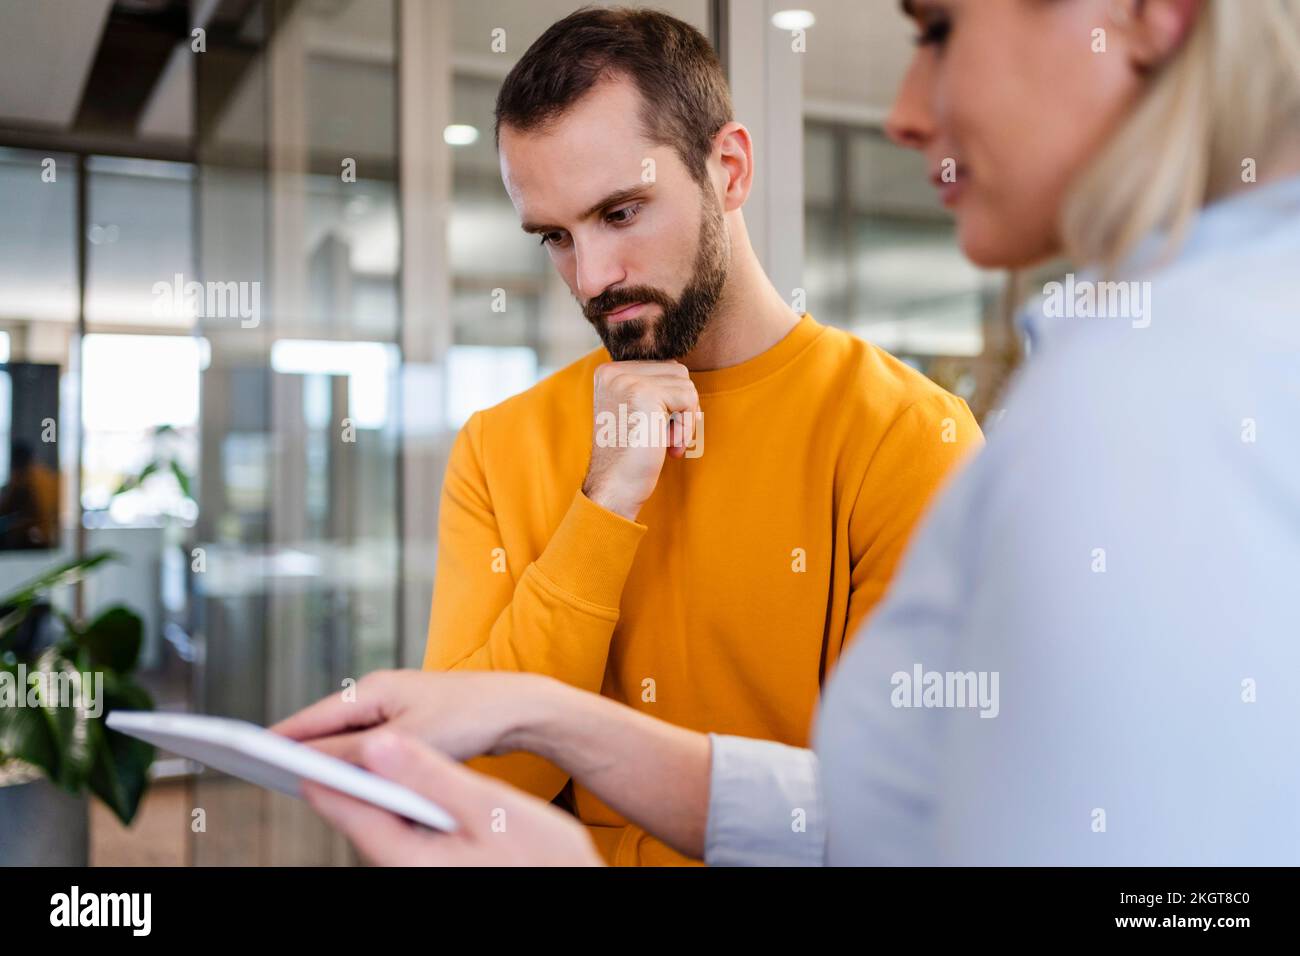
[{"x1": 1017, "y1": 173, "x2": 1300, "y2": 350}]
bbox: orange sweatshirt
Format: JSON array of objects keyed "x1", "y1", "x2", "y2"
[{"x1": 423, "y1": 314, "x2": 982, "y2": 865}]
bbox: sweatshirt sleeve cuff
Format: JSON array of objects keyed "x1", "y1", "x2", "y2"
[
  {"x1": 705, "y1": 734, "x2": 827, "y2": 867},
  {"x1": 531, "y1": 490, "x2": 648, "y2": 610}
]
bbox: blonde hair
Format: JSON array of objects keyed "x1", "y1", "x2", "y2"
[{"x1": 1061, "y1": 0, "x2": 1300, "y2": 272}]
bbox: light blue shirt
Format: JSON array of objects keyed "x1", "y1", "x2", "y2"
[{"x1": 706, "y1": 175, "x2": 1300, "y2": 866}]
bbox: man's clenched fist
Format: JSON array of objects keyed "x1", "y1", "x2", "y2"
[{"x1": 582, "y1": 361, "x2": 701, "y2": 521}]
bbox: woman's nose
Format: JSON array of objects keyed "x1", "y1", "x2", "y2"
[{"x1": 884, "y1": 55, "x2": 936, "y2": 151}]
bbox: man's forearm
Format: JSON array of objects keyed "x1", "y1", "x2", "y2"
[{"x1": 506, "y1": 678, "x2": 711, "y2": 859}]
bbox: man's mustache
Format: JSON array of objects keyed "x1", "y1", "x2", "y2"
[{"x1": 583, "y1": 286, "x2": 676, "y2": 323}]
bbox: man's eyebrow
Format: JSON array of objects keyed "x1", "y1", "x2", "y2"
[{"x1": 520, "y1": 183, "x2": 651, "y2": 235}]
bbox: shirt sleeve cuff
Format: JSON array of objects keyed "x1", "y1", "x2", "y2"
[
  {"x1": 531, "y1": 490, "x2": 648, "y2": 610},
  {"x1": 704, "y1": 734, "x2": 826, "y2": 867}
]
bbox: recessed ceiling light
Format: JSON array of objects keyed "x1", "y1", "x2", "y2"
[
  {"x1": 771, "y1": 9, "x2": 815, "y2": 31},
  {"x1": 443, "y1": 124, "x2": 480, "y2": 147}
]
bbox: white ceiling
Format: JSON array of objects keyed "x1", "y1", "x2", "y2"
[
  {"x1": 0, "y1": 0, "x2": 914, "y2": 133},
  {"x1": 446, "y1": 0, "x2": 913, "y2": 112},
  {"x1": 445, "y1": 0, "x2": 917, "y2": 179},
  {"x1": 801, "y1": 0, "x2": 915, "y2": 113},
  {"x1": 0, "y1": 0, "x2": 114, "y2": 128},
  {"x1": 451, "y1": 0, "x2": 713, "y2": 61}
]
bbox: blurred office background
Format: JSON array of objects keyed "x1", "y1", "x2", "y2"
[{"x1": 0, "y1": 0, "x2": 1017, "y2": 865}]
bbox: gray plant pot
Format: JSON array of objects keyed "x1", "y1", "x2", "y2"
[{"x1": 0, "y1": 778, "x2": 89, "y2": 866}]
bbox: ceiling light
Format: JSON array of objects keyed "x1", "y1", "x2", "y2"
[
  {"x1": 771, "y1": 9, "x2": 815, "y2": 31},
  {"x1": 443, "y1": 124, "x2": 480, "y2": 147}
]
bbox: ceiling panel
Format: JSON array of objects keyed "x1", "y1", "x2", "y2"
[{"x1": 0, "y1": 0, "x2": 114, "y2": 128}]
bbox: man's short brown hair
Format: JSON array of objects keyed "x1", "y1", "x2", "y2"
[{"x1": 494, "y1": 6, "x2": 734, "y2": 184}]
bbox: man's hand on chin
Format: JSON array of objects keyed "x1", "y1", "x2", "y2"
[
  {"x1": 300, "y1": 732, "x2": 603, "y2": 867},
  {"x1": 583, "y1": 359, "x2": 701, "y2": 521}
]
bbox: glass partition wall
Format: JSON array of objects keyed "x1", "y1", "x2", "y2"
[
  {"x1": 188, "y1": 0, "x2": 403, "y2": 865},
  {"x1": 1, "y1": 0, "x2": 1016, "y2": 867},
  {"x1": 0, "y1": 0, "x2": 406, "y2": 866}
]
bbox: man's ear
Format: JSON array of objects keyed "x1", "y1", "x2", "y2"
[
  {"x1": 713, "y1": 121, "x2": 753, "y2": 212},
  {"x1": 1120, "y1": 0, "x2": 1205, "y2": 72}
]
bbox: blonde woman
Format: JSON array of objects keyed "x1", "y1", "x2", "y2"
[{"x1": 278, "y1": 0, "x2": 1300, "y2": 865}]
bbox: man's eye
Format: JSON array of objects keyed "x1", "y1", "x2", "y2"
[
  {"x1": 606, "y1": 204, "x2": 642, "y2": 225},
  {"x1": 539, "y1": 231, "x2": 567, "y2": 247}
]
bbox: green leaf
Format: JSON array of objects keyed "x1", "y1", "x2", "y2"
[
  {"x1": 50, "y1": 609, "x2": 84, "y2": 658},
  {"x1": 0, "y1": 552, "x2": 155, "y2": 820},
  {"x1": 167, "y1": 459, "x2": 194, "y2": 500},
  {"x1": 100, "y1": 670, "x2": 154, "y2": 712},
  {"x1": 85, "y1": 716, "x2": 155, "y2": 826},
  {"x1": 75, "y1": 605, "x2": 143, "y2": 674},
  {"x1": 111, "y1": 460, "x2": 159, "y2": 497},
  {"x1": 0, "y1": 599, "x2": 36, "y2": 651},
  {"x1": 0, "y1": 652, "x2": 98, "y2": 791},
  {"x1": 34, "y1": 651, "x2": 90, "y2": 788},
  {"x1": 0, "y1": 668, "x2": 59, "y2": 782},
  {"x1": 86, "y1": 677, "x2": 155, "y2": 825},
  {"x1": 0, "y1": 551, "x2": 122, "y2": 612}
]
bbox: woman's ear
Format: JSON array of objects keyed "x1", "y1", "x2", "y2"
[
  {"x1": 713, "y1": 121, "x2": 754, "y2": 212},
  {"x1": 1119, "y1": 0, "x2": 1205, "y2": 72}
]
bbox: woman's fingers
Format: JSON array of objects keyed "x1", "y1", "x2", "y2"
[
  {"x1": 305, "y1": 732, "x2": 602, "y2": 867},
  {"x1": 300, "y1": 781, "x2": 447, "y2": 866},
  {"x1": 358, "y1": 732, "x2": 510, "y2": 835},
  {"x1": 269, "y1": 674, "x2": 396, "y2": 740},
  {"x1": 300, "y1": 730, "x2": 370, "y2": 765}
]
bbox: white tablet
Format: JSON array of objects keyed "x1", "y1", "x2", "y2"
[{"x1": 106, "y1": 710, "x2": 457, "y2": 832}]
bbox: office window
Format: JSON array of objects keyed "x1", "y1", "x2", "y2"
[
  {"x1": 0, "y1": 147, "x2": 79, "y2": 566},
  {"x1": 80, "y1": 334, "x2": 203, "y2": 525},
  {"x1": 799, "y1": 0, "x2": 1014, "y2": 417}
]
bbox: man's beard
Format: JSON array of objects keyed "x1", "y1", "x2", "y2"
[{"x1": 581, "y1": 190, "x2": 729, "y2": 362}]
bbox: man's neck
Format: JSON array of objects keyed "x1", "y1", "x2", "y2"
[{"x1": 678, "y1": 226, "x2": 801, "y2": 373}]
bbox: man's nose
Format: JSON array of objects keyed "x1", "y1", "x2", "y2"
[{"x1": 573, "y1": 238, "x2": 627, "y2": 302}]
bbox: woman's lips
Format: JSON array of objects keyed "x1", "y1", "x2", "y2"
[
  {"x1": 932, "y1": 167, "x2": 968, "y2": 208},
  {"x1": 604, "y1": 302, "x2": 649, "y2": 323}
]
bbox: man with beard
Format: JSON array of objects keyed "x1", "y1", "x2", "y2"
[{"x1": 422, "y1": 7, "x2": 981, "y2": 865}]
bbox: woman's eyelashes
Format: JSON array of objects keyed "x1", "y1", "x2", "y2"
[
  {"x1": 914, "y1": 16, "x2": 951, "y2": 47},
  {"x1": 538, "y1": 203, "x2": 644, "y2": 247}
]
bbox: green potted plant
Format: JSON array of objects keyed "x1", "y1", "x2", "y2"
[
  {"x1": 105, "y1": 424, "x2": 195, "y2": 511},
  {"x1": 0, "y1": 552, "x2": 156, "y2": 865}
]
